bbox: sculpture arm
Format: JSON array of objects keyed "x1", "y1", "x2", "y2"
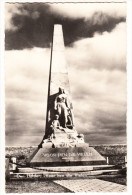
[
  {"x1": 65, "y1": 97, "x2": 70, "y2": 108},
  {"x1": 54, "y1": 97, "x2": 57, "y2": 110}
]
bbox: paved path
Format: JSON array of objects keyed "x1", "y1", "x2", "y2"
[{"x1": 54, "y1": 179, "x2": 127, "y2": 192}]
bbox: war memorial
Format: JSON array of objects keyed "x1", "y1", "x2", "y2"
[
  {"x1": 5, "y1": 25, "x2": 127, "y2": 192},
  {"x1": 27, "y1": 24, "x2": 106, "y2": 167}
]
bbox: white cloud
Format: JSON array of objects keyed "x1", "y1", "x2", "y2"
[
  {"x1": 5, "y1": 3, "x2": 126, "y2": 32},
  {"x1": 66, "y1": 22, "x2": 127, "y2": 140},
  {"x1": 5, "y1": 3, "x2": 40, "y2": 31},
  {"x1": 69, "y1": 67, "x2": 126, "y2": 134},
  {"x1": 5, "y1": 3, "x2": 29, "y2": 31},
  {"x1": 66, "y1": 22, "x2": 126, "y2": 71},
  {"x1": 5, "y1": 48, "x2": 50, "y2": 137},
  {"x1": 50, "y1": 3, "x2": 126, "y2": 20}
]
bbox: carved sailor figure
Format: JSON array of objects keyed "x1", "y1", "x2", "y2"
[{"x1": 54, "y1": 87, "x2": 72, "y2": 128}]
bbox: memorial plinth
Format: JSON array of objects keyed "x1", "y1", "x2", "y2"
[{"x1": 28, "y1": 24, "x2": 106, "y2": 167}]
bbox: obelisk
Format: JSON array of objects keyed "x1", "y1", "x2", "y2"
[
  {"x1": 44, "y1": 24, "x2": 74, "y2": 139},
  {"x1": 28, "y1": 25, "x2": 106, "y2": 167}
]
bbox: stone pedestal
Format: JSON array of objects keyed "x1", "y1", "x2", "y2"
[
  {"x1": 28, "y1": 128, "x2": 106, "y2": 167},
  {"x1": 29, "y1": 146, "x2": 106, "y2": 167}
]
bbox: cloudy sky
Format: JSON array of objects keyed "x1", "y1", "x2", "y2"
[{"x1": 5, "y1": 2, "x2": 127, "y2": 146}]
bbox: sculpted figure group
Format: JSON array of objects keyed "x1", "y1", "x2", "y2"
[{"x1": 50, "y1": 87, "x2": 74, "y2": 139}]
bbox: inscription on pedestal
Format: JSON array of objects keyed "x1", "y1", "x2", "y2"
[
  {"x1": 42, "y1": 152, "x2": 93, "y2": 158},
  {"x1": 30, "y1": 147, "x2": 106, "y2": 165}
]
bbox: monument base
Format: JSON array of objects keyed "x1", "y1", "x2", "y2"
[
  {"x1": 27, "y1": 130, "x2": 106, "y2": 167},
  {"x1": 28, "y1": 145, "x2": 106, "y2": 167}
]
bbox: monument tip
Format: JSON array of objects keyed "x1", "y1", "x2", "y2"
[{"x1": 54, "y1": 23, "x2": 62, "y2": 26}]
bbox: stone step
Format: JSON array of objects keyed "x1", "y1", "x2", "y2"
[
  {"x1": 17, "y1": 168, "x2": 121, "y2": 176},
  {"x1": 18, "y1": 165, "x2": 115, "y2": 173},
  {"x1": 10, "y1": 169, "x2": 122, "y2": 180}
]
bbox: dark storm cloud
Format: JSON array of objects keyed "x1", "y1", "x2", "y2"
[{"x1": 5, "y1": 3, "x2": 126, "y2": 50}]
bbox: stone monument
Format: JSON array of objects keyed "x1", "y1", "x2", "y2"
[{"x1": 28, "y1": 25, "x2": 106, "y2": 167}]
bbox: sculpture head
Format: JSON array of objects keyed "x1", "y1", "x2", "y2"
[
  {"x1": 59, "y1": 87, "x2": 65, "y2": 94},
  {"x1": 55, "y1": 114, "x2": 59, "y2": 120}
]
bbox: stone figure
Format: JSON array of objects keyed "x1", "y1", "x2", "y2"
[
  {"x1": 67, "y1": 108, "x2": 74, "y2": 129},
  {"x1": 50, "y1": 114, "x2": 60, "y2": 139},
  {"x1": 54, "y1": 87, "x2": 73, "y2": 128}
]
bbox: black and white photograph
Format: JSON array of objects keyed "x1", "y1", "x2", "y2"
[{"x1": 1, "y1": 0, "x2": 129, "y2": 193}]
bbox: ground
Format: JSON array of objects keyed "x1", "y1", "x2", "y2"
[
  {"x1": 5, "y1": 144, "x2": 127, "y2": 193},
  {"x1": 6, "y1": 180, "x2": 71, "y2": 193}
]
